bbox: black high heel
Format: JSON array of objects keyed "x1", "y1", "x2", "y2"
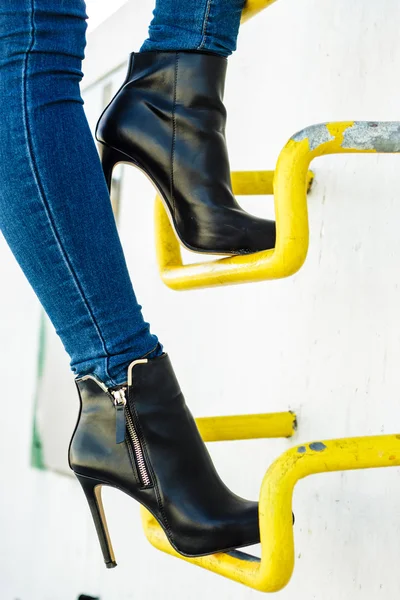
[
  {"x1": 96, "y1": 50, "x2": 276, "y2": 256},
  {"x1": 69, "y1": 353, "x2": 260, "y2": 567},
  {"x1": 75, "y1": 473, "x2": 116, "y2": 568}
]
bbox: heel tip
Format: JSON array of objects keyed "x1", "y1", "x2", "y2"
[{"x1": 106, "y1": 561, "x2": 117, "y2": 569}]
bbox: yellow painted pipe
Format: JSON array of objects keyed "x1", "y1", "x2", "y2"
[
  {"x1": 231, "y1": 170, "x2": 275, "y2": 195},
  {"x1": 154, "y1": 169, "x2": 313, "y2": 290},
  {"x1": 142, "y1": 432, "x2": 400, "y2": 592},
  {"x1": 230, "y1": 170, "x2": 314, "y2": 196},
  {"x1": 155, "y1": 121, "x2": 399, "y2": 291},
  {"x1": 196, "y1": 412, "x2": 296, "y2": 442}
]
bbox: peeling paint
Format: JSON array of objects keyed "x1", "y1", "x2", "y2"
[
  {"x1": 309, "y1": 442, "x2": 327, "y2": 452},
  {"x1": 292, "y1": 124, "x2": 334, "y2": 151},
  {"x1": 342, "y1": 121, "x2": 400, "y2": 152},
  {"x1": 297, "y1": 446, "x2": 306, "y2": 453}
]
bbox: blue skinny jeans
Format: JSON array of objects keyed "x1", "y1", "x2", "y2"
[
  {"x1": 141, "y1": 0, "x2": 246, "y2": 57},
  {"x1": 0, "y1": 0, "x2": 244, "y2": 389}
]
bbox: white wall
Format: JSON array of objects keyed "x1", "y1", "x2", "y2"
[
  {"x1": 84, "y1": 1, "x2": 128, "y2": 31},
  {"x1": 2, "y1": 0, "x2": 400, "y2": 598}
]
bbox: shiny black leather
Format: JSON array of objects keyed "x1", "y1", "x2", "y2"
[
  {"x1": 69, "y1": 353, "x2": 260, "y2": 556},
  {"x1": 95, "y1": 50, "x2": 276, "y2": 255}
]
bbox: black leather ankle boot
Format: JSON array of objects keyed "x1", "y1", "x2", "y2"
[
  {"x1": 95, "y1": 50, "x2": 276, "y2": 255},
  {"x1": 69, "y1": 353, "x2": 260, "y2": 567}
]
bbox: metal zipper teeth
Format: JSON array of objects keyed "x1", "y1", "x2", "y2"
[
  {"x1": 110, "y1": 387, "x2": 151, "y2": 487},
  {"x1": 124, "y1": 404, "x2": 151, "y2": 487}
]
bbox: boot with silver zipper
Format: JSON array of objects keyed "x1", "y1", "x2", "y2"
[{"x1": 68, "y1": 352, "x2": 260, "y2": 567}]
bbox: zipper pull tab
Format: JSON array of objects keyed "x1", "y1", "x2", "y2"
[{"x1": 111, "y1": 387, "x2": 127, "y2": 444}]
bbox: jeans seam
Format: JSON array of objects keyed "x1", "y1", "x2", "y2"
[
  {"x1": 22, "y1": 0, "x2": 118, "y2": 387},
  {"x1": 141, "y1": 342, "x2": 160, "y2": 359},
  {"x1": 197, "y1": 0, "x2": 213, "y2": 50}
]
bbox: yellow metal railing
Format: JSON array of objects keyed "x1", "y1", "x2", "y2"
[
  {"x1": 152, "y1": 0, "x2": 305, "y2": 291},
  {"x1": 142, "y1": 432, "x2": 400, "y2": 592},
  {"x1": 148, "y1": 2, "x2": 400, "y2": 589},
  {"x1": 154, "y1": 169, "x2": 314, "y2": 291},
  {"x1": 155, "y1": 121, "x2": 400, "y2": 291},
  {"x1": 196, "y1": 411, "x2": 296, "y2": 442}
]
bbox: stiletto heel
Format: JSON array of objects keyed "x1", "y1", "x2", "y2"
[
  {"x1": 75, "y1": 473, "x2": 117, "y2": 569},
  {"x1": 98, "y1": 143, "x2": 133, "y2": 193}
]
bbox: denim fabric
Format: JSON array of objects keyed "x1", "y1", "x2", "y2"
[
  {"x1": 140, "y1": 0, "x2": 246, "y2": 57},
  {"x1": 0, "y1": 0, "x2": 162, "y2": 388}
]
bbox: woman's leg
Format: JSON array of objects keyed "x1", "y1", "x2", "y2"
[
  {"x1": 140, "y1": 0, "x2": 245, "y2": 57},
  {"x1": 0, "y1": 0, "x2": 262, "y2": 561},
  {"x1": 0, "y1": 0, "x2": 162, "y2": 388}
]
